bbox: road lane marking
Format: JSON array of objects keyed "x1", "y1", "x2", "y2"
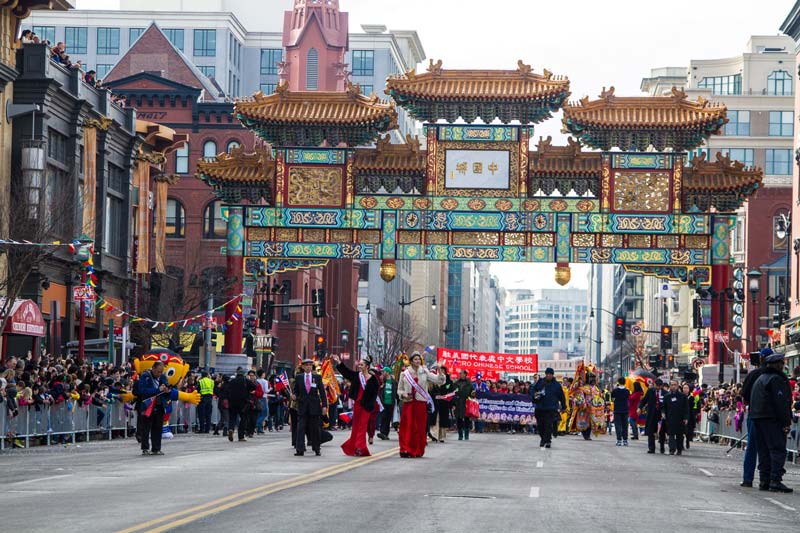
[
  {"x1": 698, "y1": 468, "x2": 714, "y2": 477},
  {"x1": 691, "y1": 510, "x2": 751, "y2": 516},
  {"x1": 13, "y1": 474, "x2": 72, "y2": 485},
  {"x1": 118, "y1": 447, "x2": 398, "y2": 533},
  {"x1": 764, "y1": 498, "x2": 796, "y2": 512},
  {"x1": 536, "y1": 461, "x2": 543, "y2": 468},
  {"x1": 529, "y1": 487, "x2": 540, "y2": 498}
]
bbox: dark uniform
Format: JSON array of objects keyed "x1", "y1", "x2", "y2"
[
  {"x1": 749, "y1": 360, "x2": 793, "y2": 492},
  {"x1": 293, "y1": 368, "x2": 328, "y2": 456},
  {"x1": 640, "y1": 382, "x2": 663, "y2": 454},
  {"x1": 532, "y1": 376, "x2": 567, "y2": 448},
  {"x1": 661, "y1": 389, "x2": 689, "y2": 454}
]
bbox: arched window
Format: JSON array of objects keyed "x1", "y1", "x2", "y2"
[
  {"x1": 166, "y1": 198, "x2": 185, "y2": 238},
  {"x1": 226, "y1": 140, "x2": 240, "y2": 152},
  {"x1": 202, "y1": 200, "x2": 226, "y2": 239},
  {"x1": 306, "y1": 48, "x2": 318, "y2": 90},
  {"x1": 767, "y1": 70, "x2": 792, "y2": 96},
  {"x1": 203, "y1": 140, "x2": 217, "y2": 159}
]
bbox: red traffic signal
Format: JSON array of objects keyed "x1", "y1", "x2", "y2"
[
  {"x1": 660, "y1": 325, "x2": 673, "y2": 350},
  {"x1": 613, "y1": 315, "x2": 626, "y2": 340}
]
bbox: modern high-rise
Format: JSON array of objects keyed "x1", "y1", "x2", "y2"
[
  {"x1": 26, "y1": 0, "x2": 425, "y2": 138},
  {"x1": 503, "y1": 288, "x2": 588, "y2": 360}
]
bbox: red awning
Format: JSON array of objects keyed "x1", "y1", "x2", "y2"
[{"x1": 2, "y1": 299, "x2": 45, "y2": 337}]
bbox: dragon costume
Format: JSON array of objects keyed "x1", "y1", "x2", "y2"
[{"x1": 568, "y1": 361, "x2": 606, "y2": 436}]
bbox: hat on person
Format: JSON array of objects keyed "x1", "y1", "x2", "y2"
[
  {"x1": 764, "y1": 351, "x2": 785, "y2": 364},
  {"x1": 382, "y1": 366, "x2": 391, "y2": 373},
  {"x1": 545, "y1": 367, "x2": 555, "y2": 375},
  {"x1": 301, "y1": 357, "x2": 314, "y2": 364}
]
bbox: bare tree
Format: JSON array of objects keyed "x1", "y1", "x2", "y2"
[
  {"x1": 367, "y1": 307, "x2": 425, "y2": 367},
  {"x1": 0, "y1": 166, "x2": 77, "y2": 354}
]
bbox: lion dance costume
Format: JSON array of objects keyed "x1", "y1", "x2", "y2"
[
  {"x1": 122, "y1": 351, "x2": 200, "y2": 438},
  {"x1": 568, "y1": 361, "x2": 606, "y2": 438}
]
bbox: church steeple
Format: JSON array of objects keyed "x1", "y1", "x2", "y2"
[{"x1": 282, "y1": 0, "x2": 349, "y2": 92}]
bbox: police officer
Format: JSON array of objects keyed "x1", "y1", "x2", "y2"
[
  {"x1": 739, "y1": 347, "x2": 770, "y2": 488},
  {"x1": 197, "y1": 371, "x2": 215, "y2": 434},
  {"x1": 749, "y1": 351, "x2": 793, "y2": 493}
]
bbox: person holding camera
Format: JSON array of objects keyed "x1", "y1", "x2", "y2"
[
  {"x1": 531, "y1": 368, "x2": 566, "y2": 449},
  {"x1": 397, "y1": 352, "x2": 444, "y2": 458}
]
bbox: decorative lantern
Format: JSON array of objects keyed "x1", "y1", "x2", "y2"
[
  {"x1": 380, "y1": 259, "x2": 397, "y2": 282},
  {"x1": 555, "y1": 262, "x2": 571, "y2": 286}
]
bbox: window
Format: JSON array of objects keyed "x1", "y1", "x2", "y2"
[
  {"x1": 733, "y1": 218, "x2": 745, "y2": 254},
  {"x1": 697, "y1": 74, "x2": 741, "y2": 95},
  {"x1": 107, "y1": 164, "x2": 127, "y2": 192},
  {"x1": 65, "y1": 27, "x2": 87, "y2": 54},
  {"x1": 724, "y1": 110, "x2": 750, "y2": 136},
  {"x1": 687, "y1": 148, "x2": 710, "y2": 162},
  {"x1": 203, "y1": 201, "x2": 226, "y2": 239},
  {"x1": 104, "y1": 195, "x2": 126, "y2": 257},
  {"x1": 166, "y1": 198, "x2": 185, "y2": 238},
  {"x1": 719, "y1": 148, "x2": 754, "y2": 168},
  {"x1": 280, "y1": 280, "x2": 291, "y2": 321},
  {"x1": 47, "y1": 128, "x2": 68, "y2": 164},
  {"x1": 769, "y1": 111, "x2": 793, "y2": 136},
  {"x1": 203, "y1": 140, "x2": 217, "y2": 159},
  {"x1": 175, "y1": 143, "x2": 189, "y2": 173},
  {"x1": 226, "y1": 140, "x2": 240, "y2": 152},
  {"x1": 259, "y1": 83, "x2": 277, "y2": 94},
  {"x1": 129, "y1": 27, "x2": 144, "y2": 44},
  {"x1": 306, "y1": 48, "x2": 318, "y2": 90},
  {"x1": 32, "y1": 26, "x2": 55, "y2": 44},
  {"x1": 95, "y1": 64, "x2": 113, "y2": 80},
  {"x1": 97, "y1": 28, "x2": 120, "y2": 55},
  {"x1": 766, "y1": 149, "x2": 791, "y2": 175},
  {"x1": 260, "y1": 48, "x2": 282, "y2": 75},
  {"x1": 198, "y1": 65, "x2": 216, "y2": 79},
  {"x1": 767, "y1": 70, "x2": 792, "y2": 96},
  {"x1": 44, "y1": 166, "x2": 68, "y2": 234},
  {"x1": 193, "y1": 29, "x2": 216, "y2": 57},
  {"x1": 360, "y1": 84, "x2": 374, "y2": 96},
  {"x1": 351, "y1": 50, "x2": 374, "y2": 76},
  {"x1": 163, "y1": 29, "x2": 184, "y2": 51}
]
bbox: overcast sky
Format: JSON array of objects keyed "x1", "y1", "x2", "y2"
[{"x1": 75, "y1": 0, "x2": 795, "y2": 290}]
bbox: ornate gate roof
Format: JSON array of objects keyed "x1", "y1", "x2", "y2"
[
  {"x1": 562, "y1": 87, "x2": 728, "y2": 151},
  {"x1": 196, "y1": 146, "x2": 275, "y2": 203},
  {"x1": 234, "y1": 82, "x2": 398, "y2": 147},
  {"x1": 386, "y1": 60, "x2": 570, "y2": 124},
  {"x1": 683, "y1": 151, "x2": 763, "y2": 212}
]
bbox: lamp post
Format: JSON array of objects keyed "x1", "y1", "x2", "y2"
[
  {"x1": 75, "y1": 235, "x2": 93, "y2": 365},
  {"x1": 357, "y1": 335, "x2": 364, "y2": 357},
  {"x1": 398, "y1": 295, "x2": 436, "y2": 355},
  {"x1": 746, "y1": 268, "x2": 762, "y2": 351},
  {"x1": 775, "y1": 214, "x2": 792, "y2": 324},
  {"x1": 365, "y1": 301, "x2": 371, "y2": 356},
  {"x1": 340, "y1": 329, "x2": 350, "y2": 355}
]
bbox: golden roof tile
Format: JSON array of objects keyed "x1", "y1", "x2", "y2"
[
  {"x1": 530, "y1": 136, "x2": 602, "y2": 176},
  {"x1": 353, "y1": 135, "x2": 427, "y2": 174},
  {"x1": 684, "y1": 151, "x2": 763, "y2": 192},
  {"x1": 196, "y1": 145, "x2": 274, "y2": 183}
]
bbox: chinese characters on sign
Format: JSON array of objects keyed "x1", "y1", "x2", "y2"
[
  {"x1": 445, "y1": 150, "x2": 510, "y2": 189},
  {"x1": 437, "y1": 348, "x2": 538, "y2": 380}
]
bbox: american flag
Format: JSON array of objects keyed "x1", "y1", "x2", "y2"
[{"x1": 276, "y1": 370, "x2": 290, "y2": 392}]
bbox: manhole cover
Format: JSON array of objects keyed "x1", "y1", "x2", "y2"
[{"x1": 425, "y1": 494, "x2": 496, "y2": 500}]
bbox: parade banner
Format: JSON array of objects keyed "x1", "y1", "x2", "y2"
[
  {"x1": 476, "y1": 391, "x2": 535, "y2": 425},
  {"x1": 437, "y1": 348, "x2": 538, "y2": 380}
]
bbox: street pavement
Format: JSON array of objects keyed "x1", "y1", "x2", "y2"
[{"x1": 1, "y1": 429, "x2": 799, "y2": 532}]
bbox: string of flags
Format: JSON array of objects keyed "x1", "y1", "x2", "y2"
[
  {"x1": 94, "y1": 294, "x2": 245, "y2": 331},
  {"x1": 0, "y1": 239, "x2": 85, "y2": 248}
]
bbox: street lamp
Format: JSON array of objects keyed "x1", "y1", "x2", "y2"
[
  {"x1": 398, "y1": 295, "x2": 437, "y2": 354},
  {"x1": 775, "y1": 213, "x2": 791, "y2": 322},
  {"x1": 357, "y1": 335, "x2": 364, "y2": 356},
  {"x1": 365, "y1": 301, "x2": 371, "y2": 356},
  {"x1": 340, "y1": 329, "x2": 350, "y2": 347},
  {"x1": 746, "y1": 268, "x2": 761, "y2": 350}
]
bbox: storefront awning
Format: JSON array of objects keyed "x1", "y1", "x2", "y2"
[{"x1": 1, "y1": 299, "x2": 45, "y2": 337}]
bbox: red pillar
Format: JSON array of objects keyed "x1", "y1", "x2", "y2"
[
  {"x1": 223, "y1": 206, "x2": 244, "y2": 355},
  {"x1": 709, "y1": 264, "x2": 730, "y2": 365}
]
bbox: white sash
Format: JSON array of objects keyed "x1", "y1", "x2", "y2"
[
  {"x1": 403, "y1": 369, "x2": 435, "y2": 413},
  {"x1": 359, "y1": 372, "x2": 383, "y2": 412}
]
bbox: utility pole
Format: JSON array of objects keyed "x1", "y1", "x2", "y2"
[{"x1": 204, "y1": 293, "x2": 213, "y2": 370}]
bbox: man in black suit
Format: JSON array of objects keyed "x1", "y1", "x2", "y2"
[
  {"x1": 638, "y1": 378, "x2": 663, "y2": 454},
  {"x1": 292, "y1": 358, "x2": 328, "y2": 456},
  {"x1": 661, "y1": 379, "x2": 689, "y2": 455}
]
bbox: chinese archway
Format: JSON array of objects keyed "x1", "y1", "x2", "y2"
[{"x1": 196, "y1": 61, "x2": 763, "y2": 363}]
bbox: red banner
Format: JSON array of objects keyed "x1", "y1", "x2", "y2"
[{"x1": 437, "y1": 348, "x2": 538, "y2": 380}]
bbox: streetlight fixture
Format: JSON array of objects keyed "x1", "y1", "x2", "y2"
[
  {"x1": 746, "y1": 268, "x2": 761, "y2": 350},
  {"x1": 775, "y1": 214, "x2": 792, "y2": 325},
  {"x1": 398, "y1": 295, "x2": 437, "y2": 354}
]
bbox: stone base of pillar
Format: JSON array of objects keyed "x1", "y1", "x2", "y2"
[{"x1": 213, "y1": 353, "x2": 251, "y2": 375}]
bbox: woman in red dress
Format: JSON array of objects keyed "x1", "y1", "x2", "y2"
[{"x1": 332, "y1": 354, "x2": 380, "y2": 457}]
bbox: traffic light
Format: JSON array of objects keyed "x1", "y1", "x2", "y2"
[
  {"x1": 613, "y1": 315, "x2": 626, "y2": 340},
  {"x1": 648, "y1": 354, "x2": 659, "y2": 368},
  {"x1": 772, "y1": 313, "x2": 782, "y2": 328},
  {"x1": 703, "y1": 336, "x2": 710, "y2": 357},
  {"x1": 660, "y1": 325, "x2": 673, "y2": 351},
  {"x1": 244, "y1": 310, "x2": 257, "y2": 332},
  {"x1": 667, "y1": 354, "x2": 675, "y2": 368},
  {"x1": 315, "y1": 334, "x2": 327, "y2": 357},
  {"x1": 692, "y1": 299, "x2": 703, "y2": 329},
  {"x1": 312, "y1": 289, "x2": 326, "y2": 319},
  {"x1": 656, "y1": 353, "x2": 665, "y2": 368},
  {"x1": 259, "y1": 300, "x2": 274, "y2": 330}
]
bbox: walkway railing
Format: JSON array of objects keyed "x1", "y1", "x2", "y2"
[{"x1": 696, "y1": 410, "x2": 800, "y2": 464}]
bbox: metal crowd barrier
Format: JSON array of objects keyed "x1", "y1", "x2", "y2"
[
  {"x1": 1, "y1": 400, "x2": 287, "y2": 451},
  {"x1": 695, "y1": 410, "x2": 799, "y2": 464}
]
